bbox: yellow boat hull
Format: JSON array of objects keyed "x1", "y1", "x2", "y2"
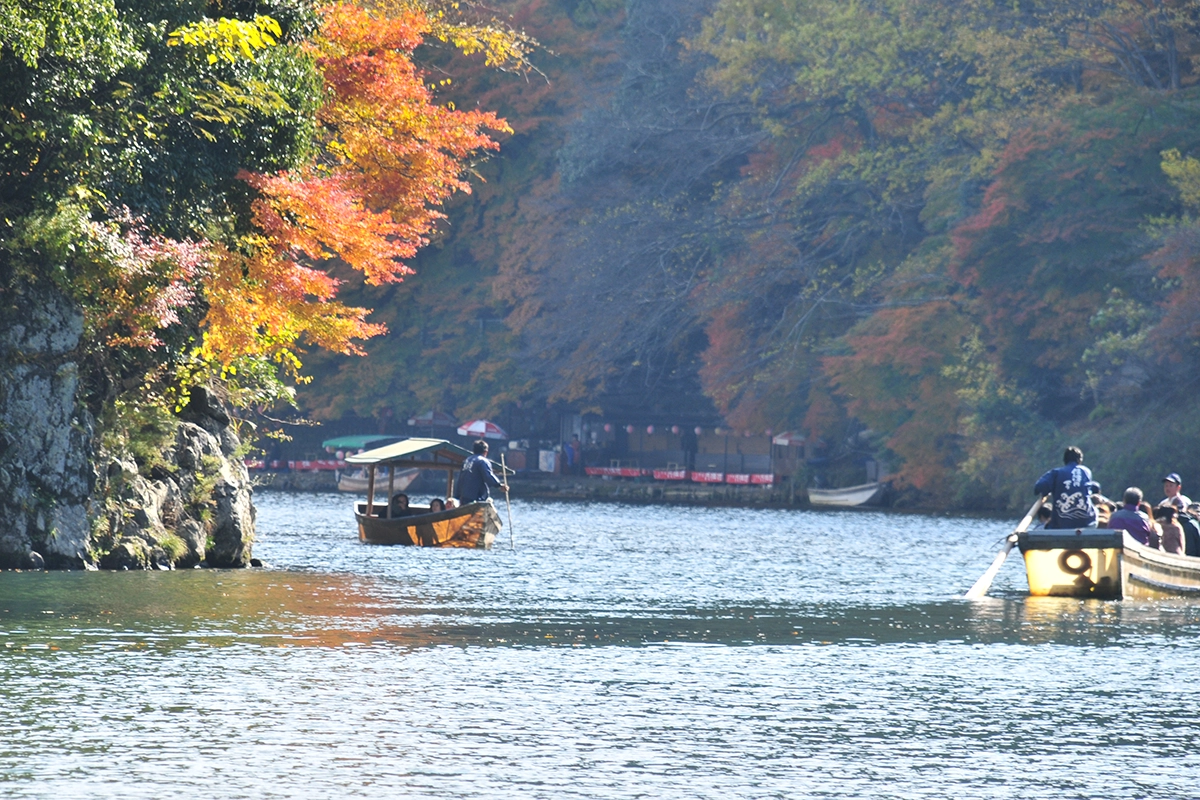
[
  {"x1": 1018, "y1": 529, "x2": 1200, "y2": 599},
  {"x1": 1018, "y1": 530, "x2": 1123, "y2": 599}
]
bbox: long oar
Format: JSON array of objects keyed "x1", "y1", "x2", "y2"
[
  {"x1": 964, "y1": 495, "x2": 1046, "y2": 599},
  {"x1": 500, "y1": 453, "x2": 515, "y2": 550}
]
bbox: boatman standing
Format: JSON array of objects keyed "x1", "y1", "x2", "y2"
[
  {"x1": 1034, "y1": 446, "x2": 1098, "y2": 529},
  {"x1": 454, "y1": 440, "x2": 506, "y2": 504}
]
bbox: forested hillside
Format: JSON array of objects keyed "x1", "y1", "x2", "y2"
[
  {"x1": 298, "y1": 0, "x2": 1200, "y2": 510},
  {"x1": 0, "y1": 0, "x2": 528, "y2": 565}
]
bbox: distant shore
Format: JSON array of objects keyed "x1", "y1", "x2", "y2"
[{"x1": 251, "y1": 470, "x2": 810, "y2": 509}]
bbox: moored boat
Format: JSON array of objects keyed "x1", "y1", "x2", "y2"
[
  {"x1": 344, "y1": 438, "x2": 509, "y2": 549},
  {"x1": 337, "y1": 466, "x2": 418, "y2": 494},
  {"x1": 1017, "y1": 528, "x2": 1200, "y2": 599},
  {"x1": 807, "y1": 482, "x2": 883, "y2": 507}
]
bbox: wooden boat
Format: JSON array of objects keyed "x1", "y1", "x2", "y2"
[
  {"x1": 319, "y1": 434, "x2": 416, "y2": 493},
  {"x1": 1017, "y1": 529, "x2": 1200, "y2": 599},
  {"x1": 355, "y1": 500, "x2": 501, "y2": 547},
  {"x1": 1121, "y1": 535, "x2": 1200, "y2": 598},
  {"x1": 807, "y1": 481, "x2": 883, "y2": 507},
  {"x1": 344, "y1": 438, "x2": 510, "y2": 548},
  {"x1": 336, "y1": 466, "x2": 418, "y2": 494}
]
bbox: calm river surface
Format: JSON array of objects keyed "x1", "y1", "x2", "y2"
[{"x1": 3, "y1": 494, "x2": 1200, "y2": 798}]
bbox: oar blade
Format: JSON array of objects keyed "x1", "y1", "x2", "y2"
[
  {"x1": 963, "y1": 540, "x2": 1014, "y2": 599},
  {"x1": 962, "y1": 495, "x2": 1047, "y2": 599}
]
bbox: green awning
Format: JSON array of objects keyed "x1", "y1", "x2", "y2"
[
  {"x1": 345, "y1": 438, "x2": 474, "y2": 468},
  {"x1": 321, "y1": 434, "x2": 405, "y2": 451}
]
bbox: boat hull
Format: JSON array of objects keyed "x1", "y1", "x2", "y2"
[
  {"x1": 1018, "y1": 530, "x2": 1200, "y2": 599},
  {"x1": 355, "y1": 501, "x2": 500, "y2": 548},
  {"x1": 807, "y1": 482, "x2": 882, "y2": 507},
  {"x1": 1018, "y1": 530, "x2": 1123, "y2": 599},
  {"x1": 1121, "y1": 535, "x2": 1200, "y2": 598}
]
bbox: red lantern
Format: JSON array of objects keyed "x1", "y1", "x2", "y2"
[
  {"x1": 626, "y1": 424, "x2": 635, "y2": 434},
  {"x1": 671, "y1": 425, "x2": 680, "y2": 434},
  {"x1": 765, "y1": 428, "x2": 773, "y2": 437},
  {"x1": 646, "y1": 425, "x2": 655, "y2": 434},
  {"x1": 604, "y1": 423, "x2": 612, "y2": 433}
]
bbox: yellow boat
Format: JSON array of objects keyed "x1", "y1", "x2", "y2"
[{"x1": 1018, "y1": 529, "x2": 1200, "y2": 599}]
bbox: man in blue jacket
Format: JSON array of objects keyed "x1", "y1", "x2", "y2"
[
  {"x1": 454, "y1": 440, "x2": 506, "y2": 503},
  {"x1": 1034, "y1": 446, "x2": 1098, "y2": 529}
]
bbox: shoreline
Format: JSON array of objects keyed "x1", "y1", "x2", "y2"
[{"x1": 250, "y1": 471, "x2": 1010, "y2": 519}]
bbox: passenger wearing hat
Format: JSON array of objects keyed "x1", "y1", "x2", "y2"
[{"x1": 1160, "y1": 473, "x2": 1192, "y2": 511}]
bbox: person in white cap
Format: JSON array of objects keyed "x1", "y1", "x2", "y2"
[{"x1": 1160, "y1": 473, "x2": 1192, "y2": 511}]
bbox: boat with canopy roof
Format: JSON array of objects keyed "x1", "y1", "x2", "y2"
[
  {"x1": 343, "y1": 438, "x2": 509, "y2": 548},
  {"x1": 321, "y1": 434, "x2": 418, "y2": 493}
]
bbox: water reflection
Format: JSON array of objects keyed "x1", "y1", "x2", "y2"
[{"x1": 1, "y1": 495, "x2": 1198, "y2": 799}]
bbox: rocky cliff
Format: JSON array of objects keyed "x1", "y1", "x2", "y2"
[{"x1": 0, "y1": 284, "x2": 255, "y2": 570}]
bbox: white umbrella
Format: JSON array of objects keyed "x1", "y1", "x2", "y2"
[{"x1": 457, "y1": 419, "x2": 508, "y2": 440}]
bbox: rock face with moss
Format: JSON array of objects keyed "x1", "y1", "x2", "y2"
[
  {"x1": 0, "y1": 288, "x2": 254, "y2": 570},
  {"x1": 94, "y1": 387, "x2": 255, "y2": 570},
  {"x1": 0, "y1": 285, "x2": 94, "y2": 569}
]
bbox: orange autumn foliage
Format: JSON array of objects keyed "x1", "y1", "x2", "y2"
[{"x1": 201, "y1": 2, "x2": 512, "y2": 366}]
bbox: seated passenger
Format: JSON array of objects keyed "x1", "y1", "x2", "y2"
[
  {"x1": 389, "y1": 492, "x2": 413, "y2": 517},
  {"x1": 1160, "y1": 473, "x2": 1193, "y2": 511},
  {"x1": 1029, "y1": 505, "x2": 1053, "y2": 530},
  {"x1": 444, "y1": 497, "x2": 460, "y2": 509},
  {"x1": 1139, "y1": 501, "x2": 1163, "y2": 549},
  {"x1": 429, "y1": 498, "x2": 445, "y2": 513},
  {"x1": 1093, "y1": 497, "x2": 1113, "y2": 527},
  {"x1": 1107, "y1": 488, "x2": 1154, "y2": 545},
  {"x1": 1154, "y1": 505, "x2": 1186, "y2": 555}
]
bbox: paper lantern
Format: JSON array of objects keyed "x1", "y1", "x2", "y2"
[
  {"x1": 626, "y1": 424, "x2": 635, "y2": 434},
  {"x1": 765, "y1": 428, "x2": 773, "y2": 437},
  {"x1": 604, "y1": 423, "x2": 612, "y2": 433},
  {"x1": 694, "y1": 426, "x2": 703, "y2": 435},
  {"x1": 671, "y1": 425, "x2": 680, "y2": 434},
  {"x1": 646, "y1": 425, "x2": 655, "y2": 434}
]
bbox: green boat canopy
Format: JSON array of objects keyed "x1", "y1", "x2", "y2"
[
  {"x1": 345, "y1": 438, "x2": 513, "y2": 473},
  {"x1": 321, "y1": 434, "x2": 405, "y2": 451}
]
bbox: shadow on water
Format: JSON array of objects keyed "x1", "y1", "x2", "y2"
[{"x1": 3, "y1": 568, "x2": 1199, "y2": 652}]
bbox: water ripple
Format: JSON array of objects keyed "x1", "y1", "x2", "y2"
[{"x1": 0, "y1": 494, "x2": 1196, "y2": 798}]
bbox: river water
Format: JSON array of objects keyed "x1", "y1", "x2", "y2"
[{"x1": 2, "y1": 494, "x2": 1200, "y2": 798}]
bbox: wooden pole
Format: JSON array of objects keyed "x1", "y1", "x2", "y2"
[
  {"x1": 366, "y1": 466, "x2": 377, "y2": 517},
  {"x1": 500, "y1": 453, "x2": 514, "y2": 550},
  {"x1": 964, "y1": 495, "x2": 1047, "y2": 599},
  {"x1": 386, "y1": 466, "x2": 395, "y2": 519}
]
